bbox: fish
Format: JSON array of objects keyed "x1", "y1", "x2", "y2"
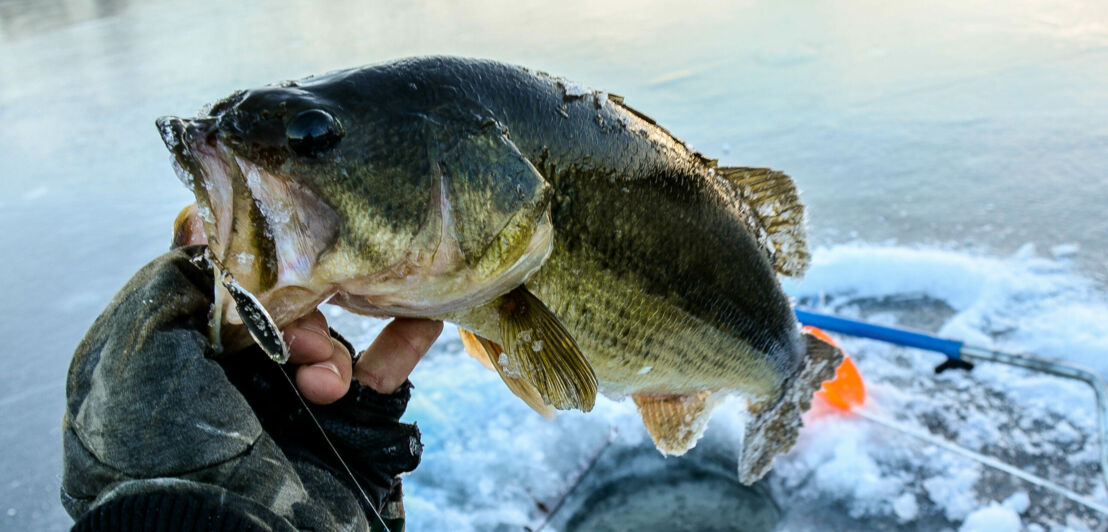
[{"x1": 156, "y1": 56, "x2": 842, "y2": 484}]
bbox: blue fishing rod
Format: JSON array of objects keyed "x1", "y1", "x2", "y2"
[{"x1": 795, "y1": 308, "x2": 1108, "y2": 494}]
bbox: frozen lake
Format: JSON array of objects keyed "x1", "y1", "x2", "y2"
[{"x1": 1, "y1": 0, "x2": 1105, "y2": 529}]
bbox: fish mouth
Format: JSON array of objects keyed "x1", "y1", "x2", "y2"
[
  {"x1": 156, "y1": 114, "x2": 339, "y2": 327},
  {"x1": 156, "y1": 115, "x2": 236, "y2": 257}
]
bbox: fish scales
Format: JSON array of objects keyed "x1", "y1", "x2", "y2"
[
  {"x1": 422, "y1": 59, "x2": 799, "y2": 393},
  {"x1": 156, "y1": 56, "x2": 841, "y2": 484}
]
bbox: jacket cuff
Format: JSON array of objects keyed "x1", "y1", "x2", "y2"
[{"x1": 69, "y1": 479, "x2": 297, "y2": 532}]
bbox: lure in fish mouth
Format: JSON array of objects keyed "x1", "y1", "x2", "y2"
[
  {"x1": 156, "y1": 80, "x2": 557, "y2": 339},
  {"x1": 157, "y1": 57, "x2": 843, "y2": 485}
]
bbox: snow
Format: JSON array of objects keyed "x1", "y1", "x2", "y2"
[
  {"x1": 774, "y1": 244, "x2": 1108, "y2": 530},
  {"x1": 322, "y1": 243, "x2": 1108, "y2": 530},
  {"x1": 893, "y1": 493, "x2": 919, "y2": 522},
  {"x1": 960, "y1": 493, "x2": 1029, "y2": 532},
  {"x1": 960, "y1": 502, "x2": 1021, "y2": 532},
  {"x1": 557, "y1": 79, "x2": 592, "y2": 98}
]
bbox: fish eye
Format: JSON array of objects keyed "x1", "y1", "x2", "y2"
[{"x1": 286, "y1": 109, "x2": 343, "y2": 157}]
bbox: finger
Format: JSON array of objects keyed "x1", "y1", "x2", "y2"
[
  {"x1": 295, "y1": 338, "x2": 352, "y2": 405},
  {"x1": 355, "y1": 319, "x2": 442, "y2": 394},
  {"x1": 283, "y1": 310, "x2": 336, "y2": 365},
  {"x1": 283, "y1": 310, "x2": 353, "y2": 404},
  {"x1": 172, "y1": 203, "x2": 207, "y2": 248}
]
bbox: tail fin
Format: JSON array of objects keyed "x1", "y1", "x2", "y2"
[{"x1": 737, "y1": 330, "x2": 843, "y2": 484}]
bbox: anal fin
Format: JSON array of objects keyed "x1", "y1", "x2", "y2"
[
  {"x1": 633, "y1": 390, "x2": 724, "y2": 456},
  {"x1": 458, "y1": 327, "x2": 556, "y2": 420},
  {"x1": 498, "y1": 286, "x2": 597, "y2": 412}
]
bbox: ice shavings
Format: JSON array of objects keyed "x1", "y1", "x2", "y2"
[
  {"x1": 960, "y1": 493, "x2": 1029, "y2": 532},
  {"x1": 497, "y1": 352, "x2": 522, "y2": 379},
  {"x1": 893, "y1": 493, "x2": 919, "y2": 522},
  {"x1": 1051, "y1": 243, "x2": 1079, "y2": 259},
  {"x1": 960, "y1": 502, "x2": 1021, "y2": 532},
  {"x1": 924, "y1": 463, "x2": 982, "y2": 521},
  {"x1": 782, "y1": 244, "x2": 1108, "y2": 374},
  {"x1": 393, "y1": 329, "x2": 646, "y2": 531},
  {"x1": 773, "y1": 243, "x2": 1108, "y2": 530}
]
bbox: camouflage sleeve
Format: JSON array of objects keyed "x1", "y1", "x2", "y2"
[{"x1": 61, "y1": 246, "x2": 421, "y2": 531}]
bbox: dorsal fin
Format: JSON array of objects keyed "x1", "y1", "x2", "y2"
[{"x1": 716, "y1": 167, "x2": 809, "y2": 277}]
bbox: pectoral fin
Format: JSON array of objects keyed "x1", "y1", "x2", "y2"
[
  {"x1": 633, "y1": 390, "x2": 724, "y2": 456},
  {"x1": 458, "y1": 328, "x2": 556, "y2": 420},
  {"x1": 497, "y1": 286, "x2": 597, "y2": 412}
]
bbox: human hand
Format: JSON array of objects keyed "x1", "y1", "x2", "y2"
[
  {"x1": 173, "y1": 203, "x2": 442, "y2": 405},
  {"x1": 64, "y1": 222, "x2": 430, "y2": 527},
  {"x1": 284, "y1": 311, "x2": 442, "y2": 404}
]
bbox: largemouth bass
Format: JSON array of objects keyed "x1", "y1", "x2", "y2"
[{"x1": 157, "y1": 56, "x2": 841, "y2": 483}]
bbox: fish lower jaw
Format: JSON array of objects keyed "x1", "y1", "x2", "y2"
[{"x1": 189, "y1": 142, "x2": 235, "y2": 254}]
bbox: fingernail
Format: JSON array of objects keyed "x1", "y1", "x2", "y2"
[
  {"x1": 301, "y1": 320, "x2": 328, "y2": 334},
  {"x1": 311, "y1": 360, "x2": 341, "y2": 378}
]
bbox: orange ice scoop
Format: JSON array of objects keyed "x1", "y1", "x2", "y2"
[{"x1": 805, "y1": 326, "x2": 866, "y2": 411}]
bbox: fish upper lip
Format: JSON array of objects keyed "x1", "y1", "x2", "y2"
[
  {"x1": 156, "y1": 116, "x2": 220, "y2": 187},
  {"x1": 157, "y1": 116, "x2": 217, "y2": 149}
]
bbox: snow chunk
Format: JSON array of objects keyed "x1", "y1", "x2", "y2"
[
  {"x1": 959, "y1": 501, "x2": 1021, "y2": 532},
  {"x1": 1003, "y1": 491, "x2": 1029, "y2": 514},
  {"x1": 1051, "y1": 243, "x2": 1079, "y2": 259},
  {"x1": 559, "y1": 79, "x2": 592, "y2": 98},
  {"x1": 924, "y1": 463, "x2": 981, "y2": 520},
  {"x1": 893, "y1": 493, "x2": 919, "y2": 522}
]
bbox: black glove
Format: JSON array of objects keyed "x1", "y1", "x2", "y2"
[{"x1": 61, "y1": 246, "x2": 421, "y2": 531}]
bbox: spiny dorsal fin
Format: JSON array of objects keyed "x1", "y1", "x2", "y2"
[
  {"x1": 633, "y1": 390, "x2": 724, "y2": 456},
  {"x1": 716, "y1": 167, "x2": 810, "y2": 277},
  {"x1": 497, "y1": 286, "x2": 597, "y2": 412},
  {"x1": 457, "y1": 327, "x2": 556, "y2": 420}
]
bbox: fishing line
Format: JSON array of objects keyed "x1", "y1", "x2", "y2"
[
  {"x1": 533, "y1": 428, "x2": 618, "y2": 531},
  {"x1": 208, "y1": 251, "x2": 391, "y2": 531},
  {"x1": 274, "y1": 363, "x2": 392, "y2": 532},
  {"x1": 857, "y1": 408, "x2": 1108, "y2": 516}
]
